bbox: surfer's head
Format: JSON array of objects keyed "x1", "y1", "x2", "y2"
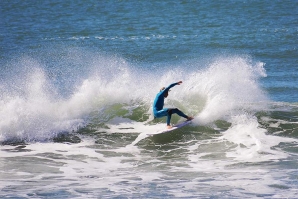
[{"x1": 160, "y1": 87, "x2": 169, "y2": 98}]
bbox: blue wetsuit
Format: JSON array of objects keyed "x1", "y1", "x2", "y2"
[{"x1": 153, "y1": 82, "x2": 188, "y2": 125}]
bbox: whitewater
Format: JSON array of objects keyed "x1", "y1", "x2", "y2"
[
  {"x1": 1, "y1": 51, "x2": 297, "y2": 198},
  {"x1": 1, "y1": 0, "x2": 298, "y2": 198},
  {"x1": 0, "y1": 52, "x2": 269, "y2": 143}
]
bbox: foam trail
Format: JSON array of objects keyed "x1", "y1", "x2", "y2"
[
  {"x1": 127, "y1": 123, "x2": 166, "y2": 146},
  {"x1": 129, "y1": 133, "x2": 149, "y2": 146}
]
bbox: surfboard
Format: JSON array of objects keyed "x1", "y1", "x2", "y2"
[{"x1": 147, "y1": 120, "x2": 192, "y2": 136}]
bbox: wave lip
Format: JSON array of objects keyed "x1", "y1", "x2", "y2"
[{"x1": 190, "y1": 56, "x2": 268, "y2": 124}]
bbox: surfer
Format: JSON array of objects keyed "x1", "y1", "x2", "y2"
[{"x1": 153, "y1": 81, "x2": 193, "y2": 129}]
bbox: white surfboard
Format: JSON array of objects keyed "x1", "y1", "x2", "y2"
[{"x1": 147, "y1": 120, "x2": 192, "y2": 136}]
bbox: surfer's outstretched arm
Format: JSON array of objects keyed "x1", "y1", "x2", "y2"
[{"x1": 161, "y1": 81, "x2": 182, "y2": 94}]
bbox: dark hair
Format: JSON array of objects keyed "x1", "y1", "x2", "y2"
[{"x1": 160, "y1": 87, "x2": 165, "y2": 92}]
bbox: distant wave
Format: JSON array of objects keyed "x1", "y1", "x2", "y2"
[{"x1": 43, "y1": 34, "x2": 199, "y2": 41}]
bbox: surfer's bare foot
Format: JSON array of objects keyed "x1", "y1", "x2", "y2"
[
  {"x1": 167, "y1": 125, "x2": 172, "y2": 129},
  {"x1": 187, "y1": 116, "x2": 194, "y2": 121}
]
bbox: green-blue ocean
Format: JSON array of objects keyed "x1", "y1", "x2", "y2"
[{"x1": 1, "y1": 1, "x2": 298, "y2": 198}]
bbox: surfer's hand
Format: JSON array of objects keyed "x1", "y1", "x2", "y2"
[{"x1": 177, "y1": 81, "x2": 182, "y2": 85}]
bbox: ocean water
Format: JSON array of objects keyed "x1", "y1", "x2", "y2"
[{"x1": 1, "y1": 0, "x2": 298, "y2": 198}]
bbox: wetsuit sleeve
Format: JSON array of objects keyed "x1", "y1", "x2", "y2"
[{"x1": 162, "y1": 82, "x2": 179, "y2": 94}]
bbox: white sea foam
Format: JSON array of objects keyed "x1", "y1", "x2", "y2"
[
  {"x1": 0, "y1": 65, "x2": 85, "y2": 142},
  {"x1": 0, "y1": 51, "x2": 294, "y2": 164},
  {"x1": 0, "y1": 54, "x2": 150, "y2": 142},
  {"x1": 220, "y1": 114, "x2": 296, "y2": 162},
  {"x1": 188, "y1": 56, "x2": 268, "y2": 125}
]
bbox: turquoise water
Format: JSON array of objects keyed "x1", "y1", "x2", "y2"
[{"x1": 1, "y1": 1, "x2": 298, "y2": 198}]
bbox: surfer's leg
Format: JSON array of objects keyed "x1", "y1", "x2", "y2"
[
  {"x1": 167, "y1": 108, "x2": 186, "y2": 125},
  {"x1": 166, "y1": 113, "x2": 172, "y2": 126},
  {"x1": 154, "y1": 109, "x2": 169, "y2": 118},
  {"x1": 169, "y1": 108, "x2": 188, "y2": 118},
  {"x1": 169, "y1": 108, "x2": 193, "y2": 121}
]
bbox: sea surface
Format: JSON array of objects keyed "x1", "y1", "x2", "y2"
[{"x1": 1, "y1": 0, "x2": 298, "y2": 198}]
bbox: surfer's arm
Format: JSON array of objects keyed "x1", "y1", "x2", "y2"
[{"x1": 163, "y1": 81, "x2": 182, "y2": 93}]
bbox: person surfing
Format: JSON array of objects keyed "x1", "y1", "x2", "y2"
[{"x1": 153, "y1": 81, "x2": 193, "y2": 129}]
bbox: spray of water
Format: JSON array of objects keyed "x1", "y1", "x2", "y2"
[{"x1": 2, "y1": 49, "x2": 287, "y2": 160}]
